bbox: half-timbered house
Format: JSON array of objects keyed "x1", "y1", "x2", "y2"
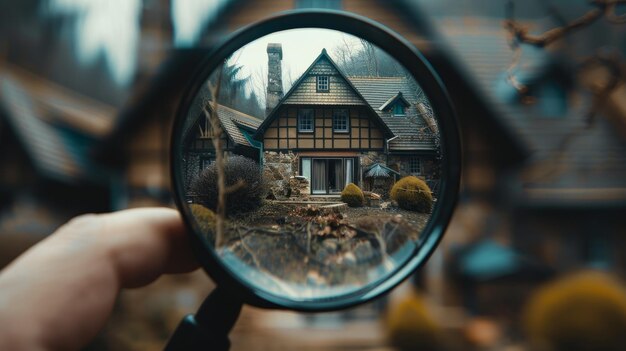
[
  {"x1": 255, "y1": 47, "x2": 438, "y2": 195},
  {"x1": 185, "y1": 45, "x2": 439, "y2": 196}
]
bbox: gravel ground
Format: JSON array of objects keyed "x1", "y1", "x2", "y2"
[{"x1": 194, "y1": 201, "x2": 431, "y2": 289}]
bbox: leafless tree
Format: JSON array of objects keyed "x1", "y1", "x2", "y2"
[
  {"x1": 359, "y1": 38, "x2": 379, "y2": 76},
  {"x1": 332, "y1": 37, "x2": 404, "y2": 77},
  {"x1": 332, "y1": 36, "x2": 357, "y2": 69},
  {"x1": 250, "y1": 64, "x2": 267, "y2": 114},
  {"x1": 283, "y1": 65, "x2": 295, "y2": 92},
  {"x1": 202, "y1": 63, "x2": 244, "y2": 248}
]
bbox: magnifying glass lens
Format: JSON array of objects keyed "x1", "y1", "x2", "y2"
[{"x1": 173, "y1": 21, "x2": 458, "y2": 309}]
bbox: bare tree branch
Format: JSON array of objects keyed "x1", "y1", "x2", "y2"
[
  {"x1": 504, "y1": 0, "x2": 626, "y2": 48},
  {"x1": 504, "y1": 8, "x2": 603, "y2": 48},
  {"x1": 205, "y1": 64, "x2": 226, "y2": 248},
  {"x1": 504, "y1": 1, "x2": 626, "y2": 182}
]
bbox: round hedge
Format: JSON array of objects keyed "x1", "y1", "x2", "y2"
[
  {"x1": 390, "y1": 176, "x2": 433, "y2": 213},
  {"x1": 189, "y1": 155, "x2": 265, "y2": 215},
  {"x1": 341, "y1": 183, "x2": 365, "y2": 207},
  {"x1": 386, "y1": 292, "x2": 443, "y2": 351},
  {"x1": 524, "y1": 271, "x2": 626, "y2": 351}
]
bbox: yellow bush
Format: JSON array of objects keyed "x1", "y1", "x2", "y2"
[
  {"x1": 341, "y1": 183, "x2": 364, "y2": 207},
  {"x1": 386, "y1": 292, "x2": 442, "y2": 351},
  {"x1": 390, "y1": 176, "x2": 433, "y2": 213},
  {"x1": 190, "y1": 204, "x2": 215, "y2": 237},
  {"x1": 524, "y1": 271, "x2": 626, "y2": 351}
]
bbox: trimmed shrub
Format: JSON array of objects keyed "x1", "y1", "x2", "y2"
[
  {"x1": 390, "y1": 176, "x2": 433, "y2": 213},
  {"x1": 524, "y1": 271, "x2": 626, "y2": 351},
  {"x1": 189, "y1": 155, "x2": 265, "y2": 215},
  {"x1": 386, "y1": 292, "x2": 443, "y2": 351},
  {"x1": 341, "y1": 183, "x2": 364, "y2": 207}
]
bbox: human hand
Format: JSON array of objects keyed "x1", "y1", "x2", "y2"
[{"x1": 0, "y1": 208, "x2": 199, "y2": 350}]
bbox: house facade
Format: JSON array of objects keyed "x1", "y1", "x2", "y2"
[
  {"x1": 185, "y1": 44, "x2": 439, "y2": 197},
  {"x1": 256, "y1": 46, "x2": 440, "y2": 195}
]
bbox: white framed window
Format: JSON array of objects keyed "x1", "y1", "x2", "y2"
[
  {"x1": 317, "y1": 75, "x2": 329, "y2": 92},
  {"x1": 409, "y1": 157, "x2": 421, "y2": 174},
  {"x1": 333, "y1": 109, "x2": 349, "y2": 132},
  {"x1": 298, "y1": 109, "x2": 314, "y2": 132}
]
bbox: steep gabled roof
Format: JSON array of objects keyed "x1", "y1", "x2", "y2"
[
  {"x1": 229, "y1": 107, "x2": 263, "y2": 130},
  {"x1": 254, "y1": 49, "x2": 394, "y2": 139},
  {"x1": 215, "y1": 104, "x2": 261, "y2": 147},
  {"x1": 350, "y1": 77, "x2": 437, "y2": 152},
  {"x1": 183, "y1": 103, "x2": 261, "y2": 148}
]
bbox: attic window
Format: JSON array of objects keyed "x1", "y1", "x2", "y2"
[
  {"x1": 317, "y1": 75, "x2": 329, "y2": 92},
  {"x1": 392, "y1": 103, "x2": 406, "y2": 116}
]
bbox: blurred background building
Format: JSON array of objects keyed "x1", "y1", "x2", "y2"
[{"x1": 1, "y1": 0, "x2": 625, "y2": 350}]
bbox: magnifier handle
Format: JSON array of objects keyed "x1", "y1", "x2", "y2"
[{"x1": 164, "y1": 287, "x2": 243, "y2": 351}]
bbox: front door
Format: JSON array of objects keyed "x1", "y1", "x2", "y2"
[{"x1": 303, "y1": 157, "x2": 355, "y2": 194}]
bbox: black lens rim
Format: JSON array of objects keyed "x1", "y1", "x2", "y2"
[{"x1": 171, "y1": 9, "x2": 461, "y2": 312}]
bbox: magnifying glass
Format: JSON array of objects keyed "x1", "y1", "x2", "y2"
[{"x1": 167, "y1": 10, "x2": 460, "y2": 350}]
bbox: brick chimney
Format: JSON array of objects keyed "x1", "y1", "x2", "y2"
[{"x1": 266, "y1": 43, "x2": 283, "y2": 116}]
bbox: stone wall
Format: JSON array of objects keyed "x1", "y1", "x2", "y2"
[
  {"x1": 358, "y1": 151, "x2": 387, "y2": 171},
  {"x1": 263, "y1": 151, "x2": 310, "y2": 199},
  {"x1": 388, "y1": 155, "x2": 439, "y2": 180},
  {"x1": 289, "y1": 176, "x2": 310, "y2": 199}
]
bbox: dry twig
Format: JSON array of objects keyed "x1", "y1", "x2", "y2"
[
  {"x1": 205, "y1": 65, "x2": 226, "y2": 248},
  {"x1": 503, "y1": 0, "x2": 625, "y2": 94}
]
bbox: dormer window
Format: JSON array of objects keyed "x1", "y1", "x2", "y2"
[
  {"x1": 379, "y1": 91, "x2": 410, "y2": 117},
  {"x1": 392, "y1": 103, "x2": 406, "y2": 116},
  {"x1": 317, "y1": 75, "x2": 329, "y2": 92}
]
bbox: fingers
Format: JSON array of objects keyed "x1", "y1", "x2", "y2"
[
  {"x1": 0, "y1": 208, "x2": 200, "y2": 351},
  {"x1": 97, "y1": 207, "x2": 200, "y2": 288}
]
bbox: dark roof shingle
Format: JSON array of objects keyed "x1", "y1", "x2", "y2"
[
  {"x1": 350, "y1": 77, "x2": 438, "y2": 151},
  {"x1": 216, "y1": 104, "x2": 261, "y2": 147}
]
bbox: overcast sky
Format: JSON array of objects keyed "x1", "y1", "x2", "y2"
[{"x1": 226, "y1": 28, "x2": 363, "y2": 106}]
